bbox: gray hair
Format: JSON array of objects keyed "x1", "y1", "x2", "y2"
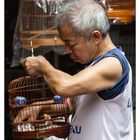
[{"x1": 57, "y1": 0, "x2": 110, "y2": 38}]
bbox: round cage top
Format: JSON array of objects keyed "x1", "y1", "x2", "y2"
[
  {"x1": 8, "y1": 76, "x2": 54, "y2": 105},
  {"x1": 8, "y1": 76, "x2": 53, "y2": 99},
  {"x1": 8, "y1": 76, "x2": 48, "y2": 93}
]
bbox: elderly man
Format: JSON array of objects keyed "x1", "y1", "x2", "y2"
[{"x1": 15, "y1": 0, "x2": 134, "y2": 139}]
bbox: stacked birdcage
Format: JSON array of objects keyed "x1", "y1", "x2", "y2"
[
  {"x1": 8, "y1": 76, "x2": 70, "y2": 139},
  {"x1": 97, "y1": 0, "x2": 135, "y2": 24}
]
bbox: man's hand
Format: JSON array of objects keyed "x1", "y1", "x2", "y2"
[{"x1": 20, "y1": 55, "x2": 48, "y2": 76}]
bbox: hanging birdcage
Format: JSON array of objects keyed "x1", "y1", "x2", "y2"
[
  {"x1": 8, "y1": 76, "x2": 70, "y2": 139},
  {"x1": 18, "y1": 0, "x2": 65, "y2": 51}
]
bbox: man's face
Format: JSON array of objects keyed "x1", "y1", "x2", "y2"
[{"x1": 58, "y1": 25, "x2": 96, "y2": 64}]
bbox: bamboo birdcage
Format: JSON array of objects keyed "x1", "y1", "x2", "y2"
[
  {"x1": 8, "y1": 76, "x2": 70, "y2": 139},
  {"x1": 18, "y1": 0, "x2": 65, "y2": 51},
  {"x1": 99, "y1": 0, "x2": 135, "y2": 24}
]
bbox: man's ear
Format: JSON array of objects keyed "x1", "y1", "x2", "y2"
[{"x1": 91, "y1": 30, "x2": 102, "y2": 44}]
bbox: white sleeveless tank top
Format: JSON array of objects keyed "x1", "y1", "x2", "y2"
[{"x1": 69, "y1": 47, "x2": 134, "y2": 140}]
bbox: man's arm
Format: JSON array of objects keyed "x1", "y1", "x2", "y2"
[
  {"x1": 42, "y1": 57, "x2": 122, "y2": 97},
  {"x1": 22, "y1": 56, "x2": 122, "y2": 97}
]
